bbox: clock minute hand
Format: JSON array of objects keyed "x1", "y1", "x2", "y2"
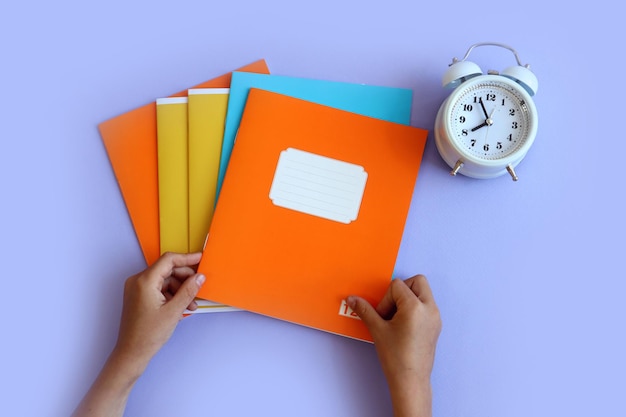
[{"x1": 479, "y1": 97, "x2": 489, "y2": 119}]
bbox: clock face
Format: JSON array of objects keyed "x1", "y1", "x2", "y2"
[{"x1": 449, "y1": 79, "x2": 534, "y2": 160}]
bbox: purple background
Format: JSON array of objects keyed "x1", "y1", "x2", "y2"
[{"x1": 2, "y1": 1, "x2": 623, "y2": 416}]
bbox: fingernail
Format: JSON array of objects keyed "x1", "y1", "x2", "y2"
[
  {"x1": 346, "y1": 296, "x2": 356, "y2": 309},
  {"x1": 196, "y1": 274, "x2": 206, "y2": 285}
]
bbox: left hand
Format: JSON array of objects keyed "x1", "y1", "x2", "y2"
[
  {"x1": 113, "y1": 252, "x2": 205, "y2": 373},
  {"x1": 72, "y1": 252, "x2": 206, "y2": 417}
]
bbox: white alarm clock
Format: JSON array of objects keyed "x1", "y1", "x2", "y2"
[{"x1": 434, "y1": 43, "x2": 538, "y2": 181}]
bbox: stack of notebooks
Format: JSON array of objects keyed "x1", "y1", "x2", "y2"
[{"x1": 99, "y1": 59, "x2": 428, "y2": 342}]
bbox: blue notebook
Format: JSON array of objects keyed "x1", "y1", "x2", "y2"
[{"x1": 216, "y1": 72, "x2": 413, "y2": 198}]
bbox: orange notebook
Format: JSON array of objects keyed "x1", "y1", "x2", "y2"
[
  {"x1": 197, "y1": 89, "x2": 428, "y2": 342},
  {"x1": 99, "y1": 60, "x2": 269, "y2": 265}
]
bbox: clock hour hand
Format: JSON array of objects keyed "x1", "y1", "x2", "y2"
[{"x1": 471, "y1": 121, "x2": 488, "y2": 131}]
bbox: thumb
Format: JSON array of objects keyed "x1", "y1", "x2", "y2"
[
  {"x1": 168, "y1": 273, "x2": 205, "y2": 314},
  {"x1": 347, "y1": 295, "x2": 383, "y2": 334}
]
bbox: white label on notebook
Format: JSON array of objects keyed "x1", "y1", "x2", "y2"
[
  {"x1": 338, "y1": 300, "x2": 361, "y2": 320},
  {"x1": 269, "y1": 148, "x2": 368, "y2": 224}
]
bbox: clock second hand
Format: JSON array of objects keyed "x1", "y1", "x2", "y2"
[{"x1": 482, "y1": 106, "x2": 497, "y2": 150}]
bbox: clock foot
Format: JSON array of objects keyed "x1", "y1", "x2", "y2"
[
  {"x1": 450, "y1": 160, "x2": 464, "y2": 176},
  {"x1": 507, "y1": 165, "x2": 519, "y2": 181}
]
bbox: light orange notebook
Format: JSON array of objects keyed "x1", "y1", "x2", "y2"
[
  {"x1": 197, "y1": 89, "x2": 428, "y2": 342},
  {"x1": 99, "y1": 60, "x2": 269, "y2": 266}
]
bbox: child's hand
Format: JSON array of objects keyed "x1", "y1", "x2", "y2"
[{"x1": 348, "y1": 275, "x2": 441, "y2": 417}]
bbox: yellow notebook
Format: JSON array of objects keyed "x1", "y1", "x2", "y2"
[
  {"x1": 156, "y1": 97, "x2": 189, "y2": 254},
  {"x1": 187, "y1": 88, "x2": 229, "y2": 252}
]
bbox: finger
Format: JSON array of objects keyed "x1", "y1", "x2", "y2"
[
  {"x1": 163, "y1": 276, "x2": 183, "y2": 294},
  {"x1": 346, "y1": 295, "x2": 384, "y2": 334},
  {"x1": 375, "y1": 278, "x2": 421, "y2": 319},
  {"x1": 375, "y1": 278, "x2": 418, "y2": 318},
  {"x1": 161, "y1": 276, "x2": 170, "y2": 293},
  {"x1": 161, "y1": 267, "x2": 197, "y2": 293},
  {"x1": 164, "y1": 273, "x2": 202, "y2": 299},
  {"x1": 145, "y1": 252, "x2": 203, "y2": 286},
  {"x1": 391, "y1": 278, "x2": 423, "y2": 310},
  {"x1": 186, "y1": 299, "x2": 199, "y2": 311},
  {"x1": 404, "y1": 274, "x2": 436, "y2": 304},
  {"x1": 165, "y1": 273, "x2": 206, "y2": 315},
  {"x1": 171, "y1": 266, "x2": 197, "y2": 280},
  {"x1": 375, "y1": 279, "x2": 401, "y2": 319}
]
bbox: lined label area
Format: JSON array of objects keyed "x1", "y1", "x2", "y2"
[{"x1": 269, "y1": 148, "x2": 368, "y2": 224}]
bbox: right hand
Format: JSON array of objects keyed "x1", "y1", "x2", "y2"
[{"x1": 347, "y1": 275, "x2": 442, "y2": 416}]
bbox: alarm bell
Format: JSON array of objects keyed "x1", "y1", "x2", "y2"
[
  {"x1": 441, "y1": 42, "x2": 538, "y2": 96},
  {"x1": 442, "y1": 60, "x2": 482, "y2": 89},
  {"x1": 501, "y1": 65, "x2": 538, "y2": 96}
]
